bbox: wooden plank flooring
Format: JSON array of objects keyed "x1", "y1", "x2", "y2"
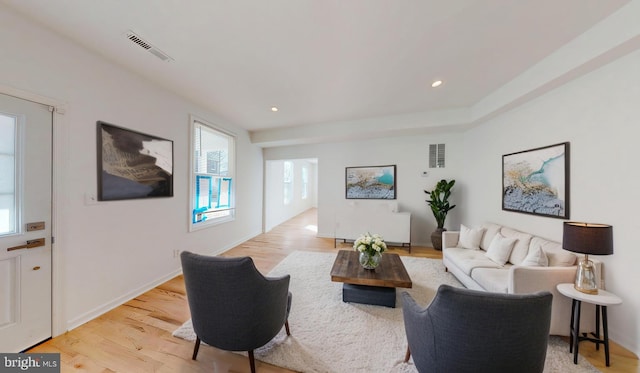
[{"x1": 29, "y1": 208, "x2": 639, "y2": 372}]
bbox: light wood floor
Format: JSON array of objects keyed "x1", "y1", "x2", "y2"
[{"x1": 30, "y1": 208, "x2": 639, "y2": 372}]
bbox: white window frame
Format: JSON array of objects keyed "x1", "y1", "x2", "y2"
[
  {"x1": 189, "y1": 115, "x2": 236, "y2": 231},
  {"x1": 301, "y1": 166, "x2": 308, "y2": 200},
  {"x1": 283, "y1": 161, "x2": 293, "y2": 205}
]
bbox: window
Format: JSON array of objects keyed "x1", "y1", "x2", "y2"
[
  {"x1": 283, "y1": 161, "x2": 293, "y2": 205},
  {"x1": 0, "y1": 113, "x2": 18, "y2": 236},
  {"x1": 301, "y1": 166, "x2": 308, "y2": 199},
  {"x1": 190, "y1": 116, "x2": 235, "y2": 229}
]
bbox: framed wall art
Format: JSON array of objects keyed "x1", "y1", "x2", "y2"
[
  {"x1": 97, "y1": 121, "x2": 174, "y2": 201},
  {"x1": 345, "y1": 165, "x2": 396, "y2": 200},
  {"x1": 502, "y1": 142, "x2": 569, "y2": 219}
]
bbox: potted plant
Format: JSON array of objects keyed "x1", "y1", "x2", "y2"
[{"x1": 425, "y1": 179, "x2": 456, "y2": 250}]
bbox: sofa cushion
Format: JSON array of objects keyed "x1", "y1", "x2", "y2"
[
  {"x1": 485, "y1": 233, "x2": 517, "y2": 265},
  {"x1": 547, "y1": 251, "x2": 577, "y2": 266},
  {"x1": 444, "y1": 247, "x2": 502, "y2": 275},
  {"x1": 500, "y1": 227, "x2": 533, "y2": 265},
  {"x1": 520, "y1": 245, "x2": 549, "y2": 267},
  {"x1": 530, "y1": 237, "x2": 577, "y2": 266},
  {"x1": 459, "y1": 224, "x2": 485, "y2": 250},
  {"x1": 480, "y1": 223, "x2": 502, "y2": 251},
  {"x1": 470, "y1": 267, "x2": 509, "y2": 293}
]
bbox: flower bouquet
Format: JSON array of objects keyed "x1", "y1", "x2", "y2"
[{"x1": 353, "y1": 232, "x2": 387, "y2": 269}]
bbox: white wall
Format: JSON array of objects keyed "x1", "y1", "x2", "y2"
[
  {"x1": 264, "y1": 49, "x2": 640, "y2": 357},
  {"x1": 4, "y1": 1, "x2": 639, "y2": 357},
  {"x1": 460, "y1": 49, "x2": 640, "y2": 356},
  {"x1": 264, "y1": 159, "x2": 317, "y2": 232},
  {"x1": 264, "y1": 132, "x2": 465, "y2": 246},
  {"x1": 1, "y1": 6, "x2": 263, "y2": 331}
]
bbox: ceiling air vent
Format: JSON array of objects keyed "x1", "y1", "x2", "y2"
[
  {"x1": 429, "y1": 143, "x2": 445, "y2": 168},
  {"x1": 125, "y1": 31, "x2": 173, "y2": 62}
]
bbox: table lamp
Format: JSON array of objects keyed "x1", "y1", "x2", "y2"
[{"x1": 562, "y1": 222, "x2": 613, "y2": 294}]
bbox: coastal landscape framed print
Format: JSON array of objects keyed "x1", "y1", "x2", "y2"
[
  {"x1": 97, "y1": 121, "x2": 174, "y2": 201},
  {"x1": 345, "y1": 165, "x2": 396, "y2": 199},
  {"x1": 502, "y1": 142, "x2": 569, "y2": 219}
]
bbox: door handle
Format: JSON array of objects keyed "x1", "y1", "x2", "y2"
[{"x1": 6, "y1": 238, "x2": 45, "y2": 252}]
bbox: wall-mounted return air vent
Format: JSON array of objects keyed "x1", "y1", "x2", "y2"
[
  {"x1": 429, "y1": 143, "x2": 445, "y2": 168},
  {"x1": 126, "y1": 30, "x2": 173, "y2": 62}
]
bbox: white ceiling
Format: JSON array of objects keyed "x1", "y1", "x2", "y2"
[{"x1": 2, "y1": 0, "x2": 633, "y2": 145}]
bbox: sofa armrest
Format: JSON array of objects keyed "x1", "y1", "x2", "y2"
[
  {"x1": 510, "y1": 266, "x2": 576, "y2": 336},
  {"x1": 509, "y1": 266, "x2": 577, "y2": 294},
  {"x1": 442, "y1": 231, "x2": 460, "y2": 249},
  {"x1": 508, "y1": 265, "x2": 600, "y2": 336}
]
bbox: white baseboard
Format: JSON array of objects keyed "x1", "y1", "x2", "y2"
[
  {"x1": 66, "y1": 268, "x2": 183, "y2": 332},
  {"x1": 64, "y1": 230, "x2": 262, "y2": 333}
]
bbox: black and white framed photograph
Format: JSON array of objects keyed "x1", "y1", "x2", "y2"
[{"x1": 97, "y1": 121, "x2": 173, "y2": 201}]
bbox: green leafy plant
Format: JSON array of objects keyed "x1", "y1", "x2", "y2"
[{"x1": 425, "y1": 179, "x2": 456, "y2": 229}]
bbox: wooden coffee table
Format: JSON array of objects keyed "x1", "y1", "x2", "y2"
[{"x1": 330, "y1": 250, "x2": 412, "y2": 307}]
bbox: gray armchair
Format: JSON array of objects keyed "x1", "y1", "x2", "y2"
[
  {"x1": 402, "y1": 284, "x2": 552, "y2": 373},
  {"x1": 180, "y1": 251, "x2": 292, "y2": 373}
]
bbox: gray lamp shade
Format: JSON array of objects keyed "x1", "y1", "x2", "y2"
[{"x1": 562, "y1": 222, "x2": 613, "y2": 255}]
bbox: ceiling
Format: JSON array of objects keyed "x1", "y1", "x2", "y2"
[{"x1": 1, "y1": 0, "x2": 632, "y2": 145}]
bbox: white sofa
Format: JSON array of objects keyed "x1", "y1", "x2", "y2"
[{"x1": 442, "y1": 223, "x2": 600, "y2": 336}]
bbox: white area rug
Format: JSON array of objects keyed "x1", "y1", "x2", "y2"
[{"x1": 173, "y1": 251, "x2": 599, "y2": 373}]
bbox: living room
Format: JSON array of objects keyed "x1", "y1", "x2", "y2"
[{"x1": 1, "y1": 0, "x2": 639, "y2": 370}]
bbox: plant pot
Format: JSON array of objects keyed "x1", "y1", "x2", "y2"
[{"x1": 431, "y1": 228, "x2": 447, "y2": 251}]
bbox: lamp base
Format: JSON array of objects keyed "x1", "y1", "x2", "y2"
[
  {"x1": 574, "y1": 285, "x2": 598, "y2": 295},
  {"x1": 574, "y1": 255, "x2": 598, "y2": 294}
]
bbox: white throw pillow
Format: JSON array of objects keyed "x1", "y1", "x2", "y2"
[
  {"x1": 480, "y1": 223, "x2": 502, "y2": 250},
  {"x1": 520, "y1": 245, "x2": 549, "y2": 267},
  {"x1": 547, "y1": 251, "x2": 577, "y2": 266},
  {"x1": 459, "y1": 224, "x2": 485, "y2": 250},
  {"x1": 485, "y1": 233, "x2": 517, "y2": 265}
]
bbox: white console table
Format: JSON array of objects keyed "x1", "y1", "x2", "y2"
[{"x1": 334, "y1": 211, "x2": 411, "y2": 251}]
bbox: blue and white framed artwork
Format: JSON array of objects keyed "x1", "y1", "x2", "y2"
[
  {"x1": 345, "y1": 165, "x2": 396, "y2": 200},
  {"x1": 502, "y1": 142, "x2": 569, "y2": 219}
]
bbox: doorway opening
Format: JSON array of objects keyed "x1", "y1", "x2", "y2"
[{"x1": 264, "y1": 158, "x2": 318, "y2": 233}]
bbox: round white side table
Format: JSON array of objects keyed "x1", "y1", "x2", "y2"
[{"x1": 556, "y1": 283, "x2": 622, "y2": 367}]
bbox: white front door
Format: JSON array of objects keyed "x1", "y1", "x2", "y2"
[{"x1": 0, "y1": 93, "x2": 52, "y2": 352}]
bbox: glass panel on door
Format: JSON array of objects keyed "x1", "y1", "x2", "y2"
[{"x1": 0, "y1": 113, "x2": 17, "y2": 236}]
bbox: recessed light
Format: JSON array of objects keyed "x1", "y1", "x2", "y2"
[
  {"x1": 271, "y1": 106, "x2": 279, "y2": 112},
  {"x1": 431, "y1": 80, "x2": 443, "y2": 88}
]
